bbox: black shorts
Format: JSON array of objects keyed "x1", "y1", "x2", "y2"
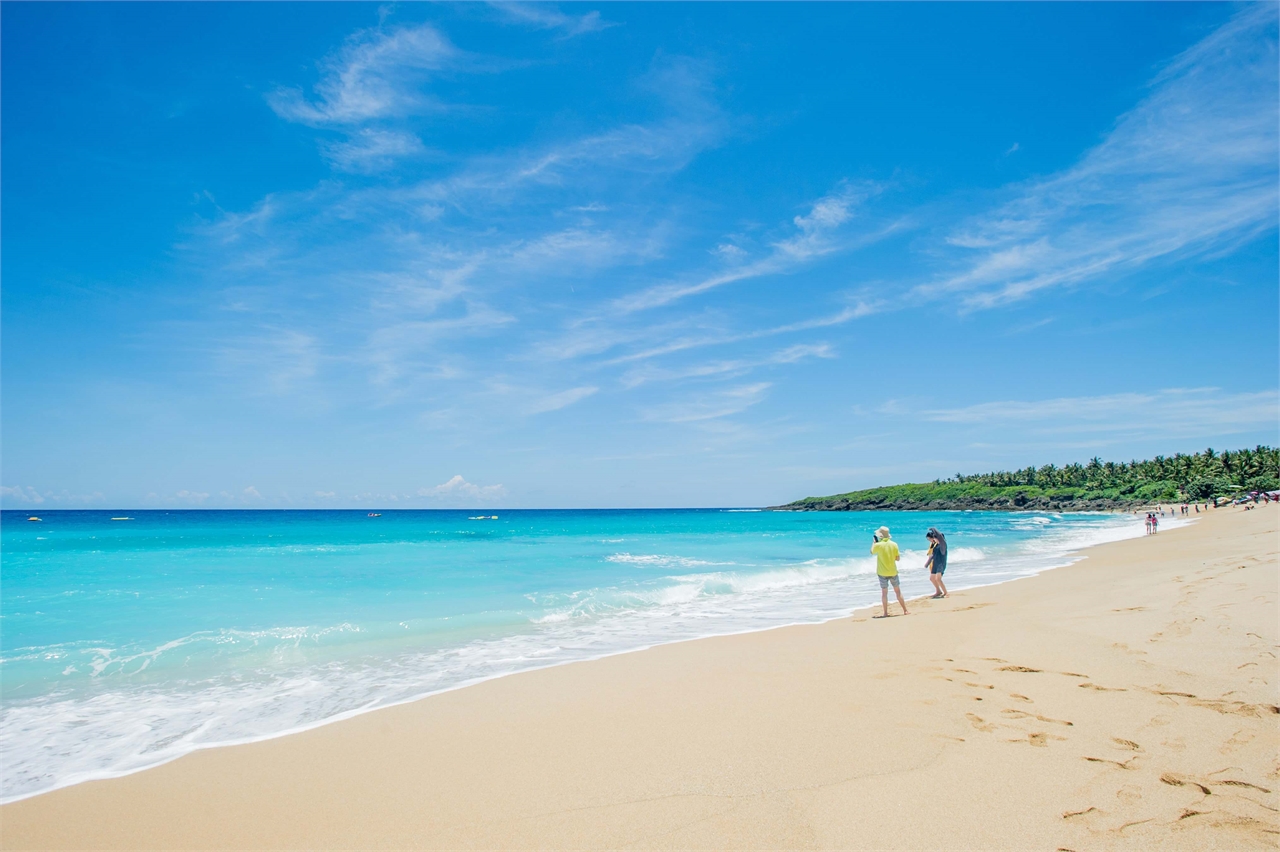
[{"x1": 931, "y1": 565, "x2": 946, "y2": 575}]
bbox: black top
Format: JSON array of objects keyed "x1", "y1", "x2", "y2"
[{"x1": 930, "y1": 539, "x2": 947, "y2": 570}]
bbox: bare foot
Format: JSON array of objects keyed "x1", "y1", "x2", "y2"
[{"x1": 873, "y1": 613, "x2": 891, "y2": 619}]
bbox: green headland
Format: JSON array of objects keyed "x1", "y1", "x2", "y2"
[{"x1": 771, "y1": 446, "x2": 1280, "y2": 512}]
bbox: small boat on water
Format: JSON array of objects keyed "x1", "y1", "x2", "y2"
[
  {"x1": 27, "y1": 516, "x2": 41, "y2": 522},
  {"x1": 110, "y1": 517, "x2": 133, "y2": 521},
  {"x1": 468, "y1": 515, "x2": 500, "y2": 520},
  {"x1": 368, "y1": 513, "x2": 382, "y2": 518}
]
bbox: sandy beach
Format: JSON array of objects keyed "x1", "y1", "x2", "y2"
[{"x1": 3, "y1": 505, "x2": 1276, "y2": 850}]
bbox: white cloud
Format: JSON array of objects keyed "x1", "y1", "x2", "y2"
[
  {"x1": 417, "y1": 475, "x2": 507, "y2": 503},
  {"x1": 919, "y1": 6, "x2": 1278, "y2": 309},
  {"x1": 528, "y1": 385, "x2": 599, "y2": 414},
  {"x1": 315, "y1": 490, "x2": 337, "y2": 498},
  {"x1": 642, "y1": 382, "x2": 772, "y2": 423},
  {"x1": 267, "y1": 24, "x2": 456, "y2": 126},
  {"x1": 1, "y1": 485, "x2": 45, "y2": 504},
  {"x1": 921, "y1": 387, "x2": 1279, "y2": 438},
  {"x1": 621, "y1": 343, "x2": 834, "y2": 388},
  {"x1": 491, "y1": 3, "x2": 615, "y2": 37},
  {"x1": 176, "y1": 490, "x2": 210, "y2": 504},
  {"x1": 324, "y1": 128, "x2": 427, "y2": 172},
  {"x1": 614, "y1": 182, "x2": 889, "y2": 313},
  {"x1": 602, "y1": 304, "x2": 867, "y2": 366},
  {"x1": 242, "y1": 486, "x2": 263, "y2": 500}
]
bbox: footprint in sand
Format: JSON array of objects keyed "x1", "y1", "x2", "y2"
[
  {"x1": 1221, "y1": 730, "x2": 1255, "y2": 754},
  {"x1": 1008, "y1": 731, "x2": 1065, "y2": 747},
  {"x1": 1116, "y1": 784, "x2": 1143, "y2": 804},
  {"x1": 1002, "y1": 708, "x2": 1073, "y2": 726},
  {"x1": 1160, "y1": 773, "x2": 1211, "y2": 794},
  {"x1": 1213, "y1": 779, "x2": 1272, "y2": 793},
  {"x1": 965, "y1": 713, "x2": 995, "y2": 733}
]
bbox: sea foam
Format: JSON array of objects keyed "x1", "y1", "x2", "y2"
[{"x1": 0, "y1": 508, "x2": 1154, "y2": 802}]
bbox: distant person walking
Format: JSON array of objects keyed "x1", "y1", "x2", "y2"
[
  {"x1": 925, "y1": 527, "x2": 948, "y2": 598},
  {"x1": 871, "y1": 526, "x2": 908, "y2": 618}
]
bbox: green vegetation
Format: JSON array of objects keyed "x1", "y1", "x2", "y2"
[{"x1": 773, "y1": 446, "x2": 1280, "y2": 512}]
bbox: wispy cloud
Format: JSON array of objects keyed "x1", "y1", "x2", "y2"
[
  {"x1": 600, "y1": 304, "x2": 870, "y2": 366},
  {"x1": 267, "y1": 24, "x2": 456, "y2": 126},
  {"x1": 527, "y1": 385, "x2": 599, "y2": 414},
  {"x1": 324, "y1": 128, "x2": 428, "y2": 173},
  {"x1": 194, "y1": 49, "x2": 727, "y2": 409},
  {"x1": 614, "y1": 181, "x2": 891, "y2": 313},
  {"x1": 169, "y1": 7, "x2": 1277, "y2": 466},
  {"x1": 922, "y1": 387, "x2": 1279, "y2": 437},
  {"x1": 620, "y1": 342, "x2": 834, "y2": 388},
  {"x1": 642, "y1": 382, "x2": 772, "y2": 423},
  {"x1": 491, "y1": 3, "x2": 615, "y2": 38},
  {"x1": 920, "y1": 5, "x2": 1278, "y2": 309}
]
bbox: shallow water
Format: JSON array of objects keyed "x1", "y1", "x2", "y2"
[{"x1": 0, "y1": 508, "x2": 1161, "y2": 801}]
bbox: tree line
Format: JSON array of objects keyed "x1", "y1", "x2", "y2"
[{"x1": 936, "y1": 446, "x2": 1279, "y2": 500}]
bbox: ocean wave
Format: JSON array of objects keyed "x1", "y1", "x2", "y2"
[
  {"x1": 605, "y1": 552, "x2": 732, "y2": 568},
  {"x1": 0, "y1": 512, "x2": 1148, "y2": 803}
]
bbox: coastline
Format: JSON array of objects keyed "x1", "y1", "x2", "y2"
[
  {"x1": 3, "y1": 505, "x2": 1275, "y2": 849},
  {"x1": 0, "y1": 509, "x2": 1147, "y2": 805}
]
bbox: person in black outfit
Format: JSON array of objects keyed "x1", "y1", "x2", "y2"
[{"x1": 925, "y1": 527, "x2": 948, "y2": 598}]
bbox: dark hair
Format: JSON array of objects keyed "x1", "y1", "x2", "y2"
[{"x1": 926, "y1": 527, "x2": 946, "y2": 545}]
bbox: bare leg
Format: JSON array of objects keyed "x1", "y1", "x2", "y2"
[
  {"x1": 880, "y1": 586, "x2": 890, "y2": 617},
  {"x1": 895, "y1": 583, "x2": 909, "y2": 614},
  {"x1": 936, "y1": 573, "x2": 948, "y2": 597}
]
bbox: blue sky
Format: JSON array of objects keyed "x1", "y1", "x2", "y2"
[{"x1": 3, "y1": 2, "x2": 1277, "y2": 509}]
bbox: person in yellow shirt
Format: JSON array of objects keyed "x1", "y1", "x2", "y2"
[{"x1": 870, "y1": 526, "x2": 908, "y2": 618}]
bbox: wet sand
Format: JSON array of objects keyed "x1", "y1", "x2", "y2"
[{"x1": 3, "y1": 504, "x2": 1276, "y2": 850}]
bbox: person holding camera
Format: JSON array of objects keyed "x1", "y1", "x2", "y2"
[{"x1": 871, "y1": 526, "x2": 908, "y2": 618}]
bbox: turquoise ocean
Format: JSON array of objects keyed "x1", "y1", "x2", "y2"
[{"x1": 0, "y1": 508, "x2": 1163, "y2": 802}]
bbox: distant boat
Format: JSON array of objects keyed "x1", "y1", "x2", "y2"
[
  {"x1": 110, "y1": 517, "x2": 133, "y2": 521},
  {"x1": 368, "y1": 513, "x2": 382, "y2": 518},
  {"x1": 468, "y1": 515, "x2": 500, "y2": 520},
  {"x1": 27, "y1": 516, "x2": 41, "y2": 522}
]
